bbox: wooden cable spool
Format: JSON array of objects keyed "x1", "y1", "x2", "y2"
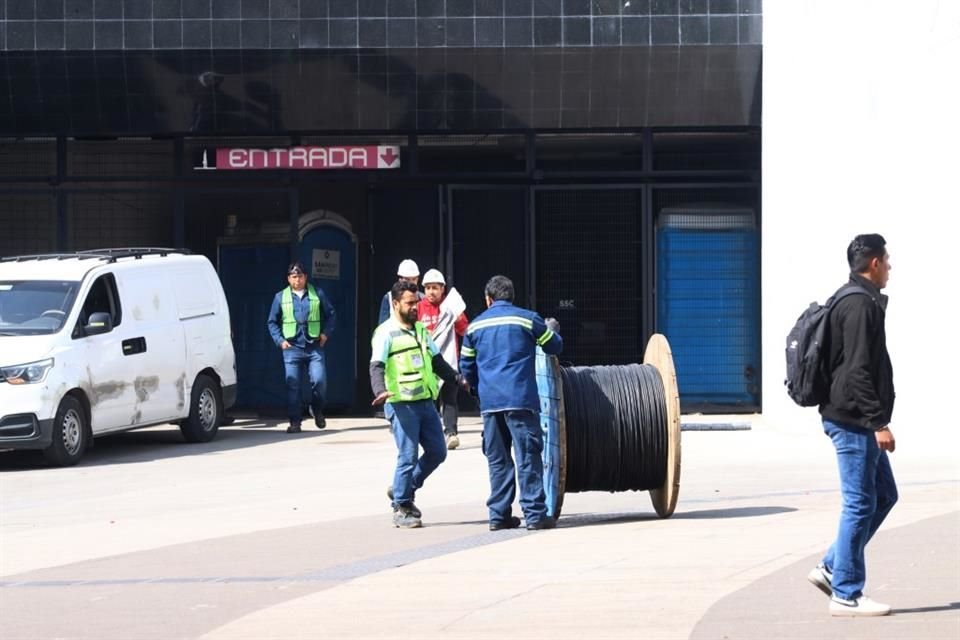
[{"x1": 536, "y1": 333, "x2": 681, "y2": 519}]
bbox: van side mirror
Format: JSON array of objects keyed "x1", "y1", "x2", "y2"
[{"x1": 84, "y1": 312, "x2": 113, "y2": 336}]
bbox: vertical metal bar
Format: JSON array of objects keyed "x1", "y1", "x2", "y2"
[
  {"x1": 527, "y1": 185, "x2": 536, "y2": 309},
  {"x1": 642, "y1": 128, "x2": 654, "y2": 173},
  {"x1": 56, "y1": 191, "x2": 68, "y2": 251},
  {"x1": 173, "y1": 137, "x2": 185, "y2": 248},
  {"x1": 642, "y1": 184, "x2": 656, "y2": 341},
  {"x1": 366, "y1": 187, "x2": 377, "y2": 330},
  {"x1": 525, "y1": 131, "x2": 536, "y2": 177},
  {"x1": 174, "y1": 189, "x2": 185, "y2": 248},
  {"x1": 441, "y1": 184, "x2": 452, "y2": 281},
  {"x1": 56, "y1": 136, "x2": 66, "y2": 182},
  {"x1": 408, "y1": 133, "x2": 418, "y2": 176},
  {"x1": 55, "y1": 137, "x2": 67, "y2": 250}
]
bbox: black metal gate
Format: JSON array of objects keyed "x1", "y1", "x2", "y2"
[
  {"x1": 446, "y1": 186, "x2": 528, "y2": 319},
  {"x1": 535, "y1": 187, "x2": 646, "y2": 366}
]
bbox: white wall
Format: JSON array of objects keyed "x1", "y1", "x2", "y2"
[{"x1": 762, "y1": 1, "x2": 960, "y2": 443}]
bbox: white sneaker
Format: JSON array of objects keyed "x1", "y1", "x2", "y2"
[
  {"x1": 807, "y1": 564, "x2": 833, "y2": 597},
  {"x1": 445, "y1": 434, "x2": 460, "y2": 450},
  {"x1": 829, "y1": 595, "x2": 891, "y2": 617}
]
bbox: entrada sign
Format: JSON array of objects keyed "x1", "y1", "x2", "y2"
[{"x1": 196, "y1": 145, "x2": 401, "y2": 170}]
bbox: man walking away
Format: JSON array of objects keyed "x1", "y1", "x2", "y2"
[
  {"x1": 267, "y1": 262, "x2": 337, "y2": 433},
  {"x1": 460, "y1": 275, "x2": 563, "y2": 531},
  {"x1": 417, "y1": 268, "x2": 469, "y2": 449},
  {"x1": 807, "y1": 234, "x2": 898, "y2": 617},
  {"x1": 371, "y1": 280, "x2": 469, "y2": 529}
]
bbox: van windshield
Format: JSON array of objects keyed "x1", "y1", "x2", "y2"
[{"x1": 0, "y1": 281, "x2": 80, "y2": 335}]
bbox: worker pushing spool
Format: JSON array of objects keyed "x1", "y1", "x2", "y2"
[{"x1": 535, "y1": 333, "x2": 681, "y2": 519}]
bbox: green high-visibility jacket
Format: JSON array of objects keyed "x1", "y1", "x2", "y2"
[
  {"x1": 281, "y1": 285, "x2": 323, "y2": 339},
  {"x1": 381, "y1": 322, "x2": 439, "y2": 403}
]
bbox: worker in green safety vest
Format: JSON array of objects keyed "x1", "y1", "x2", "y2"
[
  {"x1": 267, "y1": 261, "x2": 337, "y2": 433},
  {"x1": 371, "y1": 280, "x2": 469, "y2": 529}
]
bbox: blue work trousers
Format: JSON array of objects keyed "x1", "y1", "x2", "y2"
[
  {"x1": 282, "y1": 344, "x2": 326, "y2": 424},
  {"x1": 390, "y1": 400, "x2": 447, "y2": 507},
  {"x1": 821, "y1": 419, "x2": 899, "y2": 600},
  {"x1": 482, "y1": 410, "x2": 548, "y2": 525}
]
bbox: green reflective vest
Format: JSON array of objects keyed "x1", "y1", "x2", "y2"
[
  {"x1": 379, "y1": 321, "x2": 439, "y2": 403},
  {"x1": 281, "y1": 284, "x2": 323, "y2": 339}
]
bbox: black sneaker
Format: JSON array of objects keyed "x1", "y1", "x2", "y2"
[
  {"x1": 386, "y1": 486, "x2": 421, "y2": 518},
  {"x1": 309, "y1": 406, "x2": 326, "y2": 430},
  {"x1": 526, "y1": 517, "x2": 557, "y2": 530},
  {"x1": 286, "y1": 423, "x2": 302, "y2": 434},
  {"x1": 489, "y1": 516, "x2": 522, "y2": 531},
  {"x1": 393, "y1": 505, "x2": 422, "y2": 529}
]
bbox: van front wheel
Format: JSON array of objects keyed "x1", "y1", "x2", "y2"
[
  {"x1": 180, "y1": 375, "x2": 221, "y2": 443},
  {"x1": 43, "y1": 396, "x2": 88, "y2": 466}
]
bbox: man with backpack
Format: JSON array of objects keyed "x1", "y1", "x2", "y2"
[{"x1": 805, "y1": 234, "x2": 898, "y2": 617}]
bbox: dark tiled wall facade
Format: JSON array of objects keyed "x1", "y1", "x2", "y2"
[{"x1": 0, "y1": 0, "x2": 761, "y2": 50}]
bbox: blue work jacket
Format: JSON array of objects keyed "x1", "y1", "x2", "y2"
[{"x1": 460, "y1": 300, "x2": 562, "y2": 414}]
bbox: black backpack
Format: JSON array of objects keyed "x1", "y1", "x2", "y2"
[{"x1": 784, "y1": 286, "x2": 869, "y2": 407}]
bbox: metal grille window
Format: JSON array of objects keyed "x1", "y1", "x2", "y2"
[
  {"x1": 69, "y1": 192, "x2": 173, "y2": 251},
  {"x1": 67, "y1": 138, "x2": 174, "y2": 177},
  {"x1": 535, "y1": 133, "x2": 644, "y2": 172},
  {"x1": 420, "y1": 135, "x2": 526, "y2": 174},
  {"x1": 536, "y1": 188, "x2": 642, "y2": 366},
  {"x1": 0, "y1": 195, "x2": 56, "y2": 257},
  {"x1": 653, "y1": 131, "x2": 761, "y2": 172},
  {"x1": 185, "y1": 190, "x2": 290, "y2": 265},
  {"x1": 449, "y1": 187, "x2": 527, "y2": 317},
  {"x1": 0, "y1": 138, "x2": 56, "y2": 178}
]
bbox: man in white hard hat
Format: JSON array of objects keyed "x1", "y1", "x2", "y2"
[
  {"x1": 417, "y1": 268, "x2": 469, "y2": 449},
  {"x1": 378, "y1": 259, "x2": 422, "y2": 325}
]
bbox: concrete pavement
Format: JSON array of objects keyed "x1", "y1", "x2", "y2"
[{"x1": 1, "y1": 415, "x2": 957, "y2": 639}]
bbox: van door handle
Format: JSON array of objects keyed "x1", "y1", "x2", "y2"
[{"x1": 122, "y1": 337, "x2": 147, "y2": 355}]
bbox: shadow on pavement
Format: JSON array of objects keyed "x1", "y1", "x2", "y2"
[
  {"x1": 558, "y1": 506, "x2": 797, "y2": 528},
  {"x1": 672, "y1": 506, "x2": 798, "y2": 519},
  {"x1": 892, "y1": 602, "x2": 960, "y2": 614},
  {"x1": 0, "y1": 421, "x2": 334, "y2": 471}
]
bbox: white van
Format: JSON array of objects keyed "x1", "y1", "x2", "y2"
[{"x1": 0, "y1": 249, "x2": 237, "y2": 465}]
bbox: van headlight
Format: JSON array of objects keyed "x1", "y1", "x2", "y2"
[{"x1": 0, "y1": 359, "x2": 54, "y2": 385}]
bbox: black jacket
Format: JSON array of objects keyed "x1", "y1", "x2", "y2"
[{"x1": 819, "y1": 274, "x2": 895, "y2": 430}]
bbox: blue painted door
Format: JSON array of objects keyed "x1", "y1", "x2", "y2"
[
  {"x1": 657, "y1": 224, "x2": 760, "y2": 410},
  {"x1": 218, "y1": 244, "x2": 289, "y2": 410},
  {"x1": 299, "y1": 225, "x2": 356, "y2": 409}
]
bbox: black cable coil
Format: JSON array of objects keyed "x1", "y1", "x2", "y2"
[{"x1": 561, "y1": 364, "x2": 668, "y2": 493}]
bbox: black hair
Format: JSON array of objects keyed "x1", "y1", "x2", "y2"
[
  {"x1": 287, "y1": 261, "x2": 306, "y2": 274},
  {"x1": 391, "y1": 279, "x2": 418, "y2": 301},
  {"x1": 484, "y1": 275, "x2": 514, "y2": 302},
  {"x1": 847, "y1": 234, "x2": 887, "y2": 273}
]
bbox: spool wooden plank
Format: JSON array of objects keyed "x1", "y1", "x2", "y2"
[
  {"x1": 535, "y1": 349, "x2": 566, "y2": 518},
  {"x1": 643, "y1": 333, "x2": 681, "y2": 518}
]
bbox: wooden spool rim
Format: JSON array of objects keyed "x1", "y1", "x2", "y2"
[
  {"x1": 553, "y1": 355, "x2": 567, "y2": 518},
  {"x1": 643, "y1": 333, "x2": 682, "y2": 518}
]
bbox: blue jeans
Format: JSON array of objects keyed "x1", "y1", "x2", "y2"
[
  {"x1": 482, "y1": 410, "x2": 548, "y2": 524},
  {"x1": 390, "y1": 400, "x2": 447, "y2": 507},
  {"x1": 822, "y1": 419, "x2": 898, "y2": 600},
  {"x1": 282, "y1": 344, "x2": 326, "y2": 424}
]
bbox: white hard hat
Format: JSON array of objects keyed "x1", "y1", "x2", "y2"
[
  {"x1": 397, "y1": 259, "x2": 420, "y2": 278},
  {"x1": 422, "y1": 268, "x2": 445, "y2": 285}
]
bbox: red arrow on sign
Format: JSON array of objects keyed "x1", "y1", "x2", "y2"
[{"x1": 379, "y1": 146, "x2": 399, "y2": 168}]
